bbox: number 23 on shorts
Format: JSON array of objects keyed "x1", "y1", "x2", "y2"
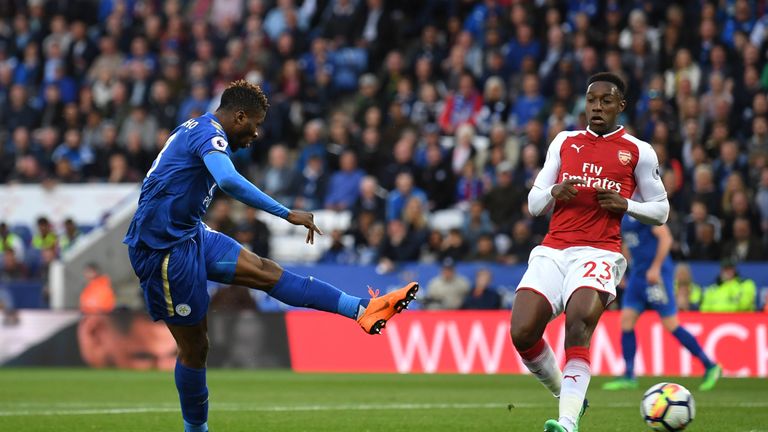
[{"x1": 582, "y1": 260, "x2": 613, "y2": 280}]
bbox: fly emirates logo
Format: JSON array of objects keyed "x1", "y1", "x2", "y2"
[{"x1": 562, "y1": 162, "x2": 622, "y2": 193}]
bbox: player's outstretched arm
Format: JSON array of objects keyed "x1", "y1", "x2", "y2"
[
  {"x1": 203, "y1": 152, "x2": 323, "y2": 244},
  {"x1": 203, "y1": 151, "x2": 290, "y2": 218},
  {"x1": 285, "y1": 210, "x2": 324, "y2": 244}
]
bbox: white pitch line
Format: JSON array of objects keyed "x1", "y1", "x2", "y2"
[{"x1": 1, "y1": 401, "x2": 766, "y2": 417}]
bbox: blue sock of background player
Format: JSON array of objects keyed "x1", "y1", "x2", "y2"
[
  {"x1": 622, "y1": 326, "x2": 715, "y2": 380},
  {"x1": 621, "y1": 330, "x2": 637, "y2": 379},
  {"x1": 671, "y1": 326, "x2": 716, "y2": 369}
]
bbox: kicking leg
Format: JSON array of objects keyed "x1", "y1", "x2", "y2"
[
  {"x1": 557, "y1": 288, "x2": 610, "y2": 432},
  {"x1": 167, "y1": 319, "x2": 210, "y2": 432},
  {"x1": 661, "y1": 314, "x2": 721, "y2": 390},
  {"x1": 511, "y1": 290, "x2": 562, "y2": 397},
  {"x1": 231, "y1": 249, "x2": 363, "y2": 315},
  {"x1": 231, "y1": 249, "x2": 418, "y2": 334}
]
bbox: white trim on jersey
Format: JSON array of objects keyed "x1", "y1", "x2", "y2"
[
  {"x1": 585, "y1": 125, "x2": 624, "y2": 138},
  {"x1": 621, "y1": 133, "x2": 670, "y2": 225},
  {"x1": 528, "y1": 130, "x2": 583, "y2": 216}
]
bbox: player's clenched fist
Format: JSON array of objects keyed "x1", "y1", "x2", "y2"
[
  {"x1": 595, "y1": 186, "x2": 628, "y2": 213},
  {"x1": 287, "y1": 210, "x2": 324, "y2": 244},
  {"x1": 551, "y1": 178, "x2": 585, "y2": 202}
]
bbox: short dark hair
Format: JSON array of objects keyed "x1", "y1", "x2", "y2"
[
  {"x1": 218, "y1": 80, "x2": 270, "y2": 115},
  {"x1": 587, "y1": 72, "x2": 626, "y2": 98}
]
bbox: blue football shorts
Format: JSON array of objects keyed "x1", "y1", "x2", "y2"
[
  {"x1": 128, "y1": 224, "x2": 242, "y2": 325},
  {"x1": 621, "y1": 263, "x2": 677, "y2": 317}
]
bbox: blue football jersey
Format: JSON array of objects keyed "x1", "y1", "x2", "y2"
[
  {"x1": 621, "y1": 215, "x2": 672, "y2": 271},
  {"x1": 123, "y1": 113, "x2": 231, "y2": 249}
]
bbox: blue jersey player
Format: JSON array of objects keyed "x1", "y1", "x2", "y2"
[
  {"x1": 123, "y1": 80, "x2": 419, "y2": 432},
  {"x1": 602, "y1": 215, "x2": 721, "y2": 391}
]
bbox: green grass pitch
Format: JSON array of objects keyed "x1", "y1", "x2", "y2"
[{"x1": 1, "y1": 369, "x2": 766, "y2": 431}]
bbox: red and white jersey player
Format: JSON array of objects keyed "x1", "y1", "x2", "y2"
[{"x1": 535, "y1": 126, "x2": 668, "y2": 254}]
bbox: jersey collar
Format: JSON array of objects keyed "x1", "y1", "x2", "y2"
[
  {"x1": 204, "y1": 112, "x2": 225, "y2": 134},
  {"x1": 586, "y1": 125, "x2": 624, "y2": 140}
]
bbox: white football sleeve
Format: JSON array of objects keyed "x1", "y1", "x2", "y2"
[
  {"x1": 626, "y1": 142, "x2": 669, "y2": 225},
  {"x1": 528, "y1": 132, "x2": 569, "y2": 216}
]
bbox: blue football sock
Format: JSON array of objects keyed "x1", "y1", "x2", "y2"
[
  {"x1": 183, "y1": 420, "x2": 208, "y2": 432},
  {"x1": 621, "y1": 330, "x2": 637, "y2": 379},
  {"x1": 174, "y1": 360, "x2": 208, "y2": 432},
  {"x1": 672, "y1": 326, "x2": 715, "y2": 369},
  {"x1": 269, "y1": 270, "x2": 368, "y2": 319}
]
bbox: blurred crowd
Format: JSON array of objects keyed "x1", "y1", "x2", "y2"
[{"x1": 2, "y1": 1, "x2": 768, "y2": 305}]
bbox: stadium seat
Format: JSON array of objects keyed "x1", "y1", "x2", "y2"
[
  {"x1": 428, "y1": 209, "x2": 465, "y2": 231},
  {"x1": 312, "y1": 210, "x2": 352, "y2": 233},
  {"x1": 270, "y1": 233, "x2": 332, "y2": 263},
  {"x1": 11, "y1": 225, "x2": 32, "y2": 247},
  {"x1": 256, "y1": 212, "x2": 297, "y2": 235}
]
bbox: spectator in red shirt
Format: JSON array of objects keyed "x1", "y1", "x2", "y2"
[{"x1": 438, "y1": 71, "x2": 483, "y2": 135}]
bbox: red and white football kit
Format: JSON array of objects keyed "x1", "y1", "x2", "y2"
[{"x1": 517, "y1": 126, "x2": 669, "y2": 317}]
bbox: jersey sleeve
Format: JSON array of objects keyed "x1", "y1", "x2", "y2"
[
  {"x1": 633, "y1": 142, "x2": 667, "y2": 202},
  {"x1": 532, "y1": 132, "x2": 566, "y2": 190},
  {"x1": 189, "y1": 122, "x2": 231, "y2": 160},
  {"x1": 625, "y1": 140, "x2": 669, "y2": 225},
  {"x1": 528, "y1": 131, "x2": 567, "y2": 216}
]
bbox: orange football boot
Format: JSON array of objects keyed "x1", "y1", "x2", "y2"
[{"x1": 357, "y1": 282, "x2": 419, "y2": 334}]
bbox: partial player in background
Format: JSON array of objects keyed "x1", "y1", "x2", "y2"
[
  {"x1": 509, "y1": 72, "x2": 670, "y2": 432},
  {"x1": 123, "y1": 80, "x2": 418, "y2": 432},
  {"x1": 603, "y1": 217, "x2": 721, "y2": 391}
]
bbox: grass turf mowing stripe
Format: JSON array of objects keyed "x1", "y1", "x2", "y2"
[{"x1": 2, "y1": 401, "x2": 768, "y2": 417}]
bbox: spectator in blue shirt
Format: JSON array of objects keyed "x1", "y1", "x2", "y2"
[
  {"x1": 295, "y1": 154, "x2": 328, "y2": 211},
  {"x1": 722, "y1": 0, "x2": 755, "y2": 47},
  {"x1": 325, "y1": 150, "x2": 365, "y2": 211},
  {"x1": 503, "y1": 23, "x2": 540, "y2": 75},
  {"x1": 44, "y1": 64, "x2": 77, "y2": 104},
  {"x1": 513, "y1": 73, "x2": 545, "y2": 130},
  {"x1": 13, "y1": 43, "x2": 42, "y2": 87},
  {"x1": 712, "y1": 140, "x2": 749, "y2": 192},
  {"x1": 387, "y1": 172, "x2": 427, "y2": 221},
  {"x1": 52, "y1": 128, "x2": 94, "y2": 172},
  {"x1": 463, "y1": 0, "x2": 503, "y2": 40},
  {"x1": 296, "y1": 119, "x2": 327, "y2": 172},
  {"x1": 176, "y1": 83, "x2": 210, "y2": 124},
  {"x1": 461, "y1": 268, "x2": 501, "y2": 309}
]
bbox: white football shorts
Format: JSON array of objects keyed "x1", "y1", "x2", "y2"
[{"x1": 516, "y1": 245, "x2": 627, "y2": 318}]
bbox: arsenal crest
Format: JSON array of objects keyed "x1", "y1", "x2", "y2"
[{"x1": 617, "y1": 150, "x2": 632, "y2": 165}]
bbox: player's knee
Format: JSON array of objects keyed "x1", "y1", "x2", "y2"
[
  {"x1": 178, "y1": 336, "x2": 209, "y2": 368},
  {"x1": 661, "y1": 316, "x2": 679, "y2": 332},
  {"x1": 239, "y1": 252, "x2": 282, "y2": 289},
  {"x1": 263, "y1": 259, "x2": 283, "y2": 286},
  {"x1": 565, "y1": 317, "x2": 593, "y2": 347},
  {"x1": 251, "y1": 258, "x2": 281, "y2": 289},
  {"x1": 510, "y1": 322, "x2": 541, "y2": 352},
  {"x1": 619, "y1": 312, "x2": 636, "y2": 331}
]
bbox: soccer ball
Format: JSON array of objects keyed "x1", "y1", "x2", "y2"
[{"x1": 641, "y1": 382, "x2": 695, "y2": 431}]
